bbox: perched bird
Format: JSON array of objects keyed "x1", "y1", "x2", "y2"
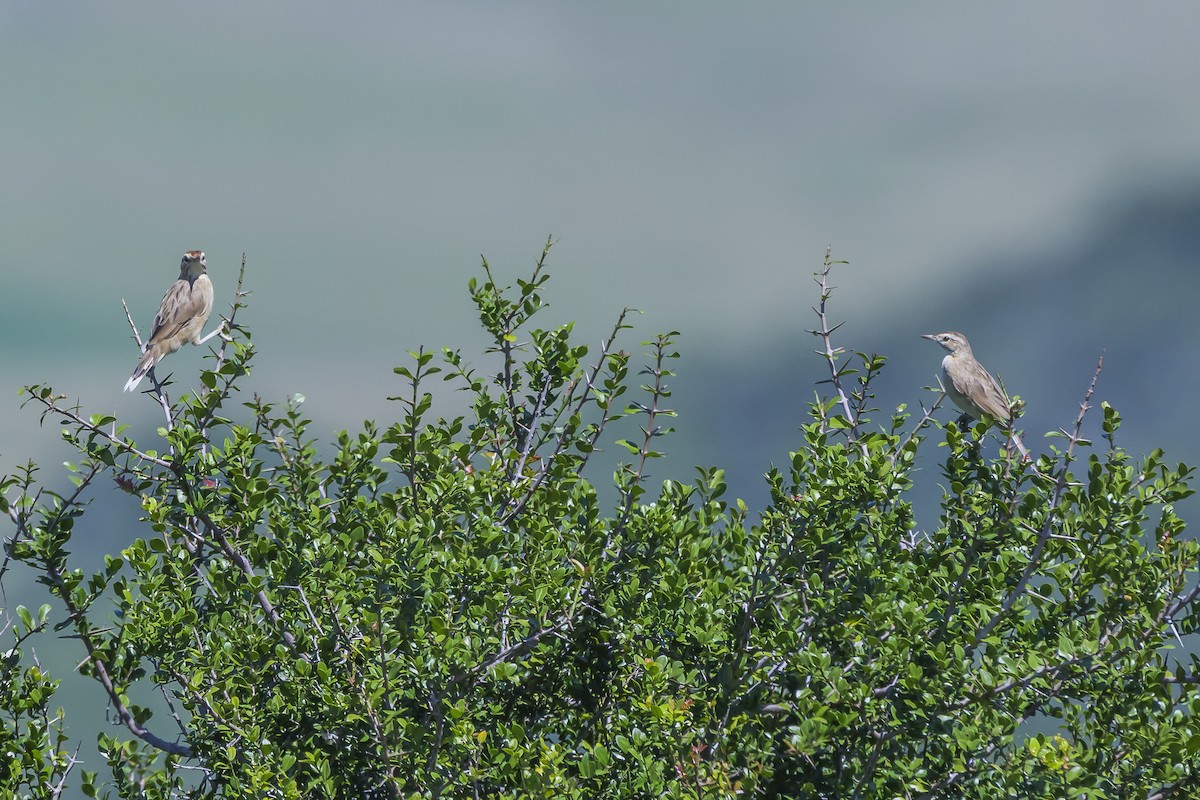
[
  {"x1": 124, "y1": 251, "x2": 217, "y2": 392},
  {"x1": 922, "y1": 331, "x2": 1030, "y2": 459}
]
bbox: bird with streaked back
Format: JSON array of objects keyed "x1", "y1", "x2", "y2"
[
  {"x1": 124, "y1": 251, "x2": 218, "y2": 393},
  {"x1": 922, "y1": 330, "x2": 1030, "y2": 460}
]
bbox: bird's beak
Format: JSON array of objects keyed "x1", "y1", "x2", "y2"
[{"x1": 920, "y1": 334, "x2": 936, "y2": 341}]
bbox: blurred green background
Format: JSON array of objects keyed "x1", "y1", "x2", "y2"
[
  {"x1": 6, "y1": 3, "x2": 1200, "y2": 501},
  {"x1": 4, "y1": 1, "x2": 1200, "y2": 779}
]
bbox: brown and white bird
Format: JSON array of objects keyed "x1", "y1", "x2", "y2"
[
  {"x1": 922, "y1": 331, "x2": 1030, "y2": 459},
  {"x1": 124, "y1": 251, "x2": 217, "y2": 393}
]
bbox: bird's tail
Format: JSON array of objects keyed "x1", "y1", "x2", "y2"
[{"x1": 123, "y1": 346, "x2": 159, "y2": 393}]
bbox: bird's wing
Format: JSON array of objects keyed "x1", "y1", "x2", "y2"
[
  {"x1": 952, "y1": 367, "x2": 1011, "y2": 421},
  {"x1": 146, "y1": 278, "x2": 212, "y2": 346}
]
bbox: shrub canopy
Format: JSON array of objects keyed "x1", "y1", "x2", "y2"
[{"x1": 3, "y1": 246, "x2": 1199, "y2": 799}]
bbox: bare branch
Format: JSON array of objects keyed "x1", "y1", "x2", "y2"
[
  {"x1": 193, "y1": 508, "x2": 297, "y2": 650},
  {"x1": 122, "y1": 298, "x2": 144, "y2": 351},
  {"x1": 447, "y1": 615, "x2": 571, "y2": 687}
]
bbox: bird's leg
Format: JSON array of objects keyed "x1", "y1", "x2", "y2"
[
  {"x1": 955, "y1": 413, "x2": 973, "y2": 432},
  {"x1": 197, "y1": 321, "x2": 230, "y2": 346}
]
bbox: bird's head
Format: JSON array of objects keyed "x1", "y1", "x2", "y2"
[
  {"x1": 179, "y1": 250, "x2": 207, "y2": 278},
  {"x1": 921, "y1": 331, "x2": 973, "y2": 356}
]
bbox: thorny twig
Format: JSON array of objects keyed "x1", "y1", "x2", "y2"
[
  {"x1": 971, "y1": 355, "x2": 1104, "y2": 650},
  {"x1": 122, "y1": 297, "x2": 175, "y2": 430},
  {"x1": 498, "y1": 309, "x2": 633, "y2": 525},
  {"x1": 20, "y1": 390, "x2": 171, "y2": 469},
  {"x1": 807, "y1": 248, "x2": 868, "y2": 456}
]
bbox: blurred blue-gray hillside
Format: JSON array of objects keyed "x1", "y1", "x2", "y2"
[{"x1": 680, "y1": 184, "x2": 1200, "y2": 516}]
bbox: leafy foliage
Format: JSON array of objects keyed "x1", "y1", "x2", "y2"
[{"x1": 2, "y1": 244, "x2": 1199, "y2": 798}]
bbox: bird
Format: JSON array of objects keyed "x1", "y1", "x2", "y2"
[
  {"x1": 123, "y1": 250, "x2": 218, "y2": 393},
  {"x1": 922, "y1": 331, "x2": 1030, "y2": 460}
]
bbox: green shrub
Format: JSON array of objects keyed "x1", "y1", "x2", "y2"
[{"x1": 3, "y1": 245, "x2": 1198, "y2": 799}]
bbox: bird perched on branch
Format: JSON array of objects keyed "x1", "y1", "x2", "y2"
[
  {"x1": 124, "y1": 251, "x2": 217, "y2": 393},
  {"x1": 922, "y1": 330, "x2": 1030, "y2": 460}
]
